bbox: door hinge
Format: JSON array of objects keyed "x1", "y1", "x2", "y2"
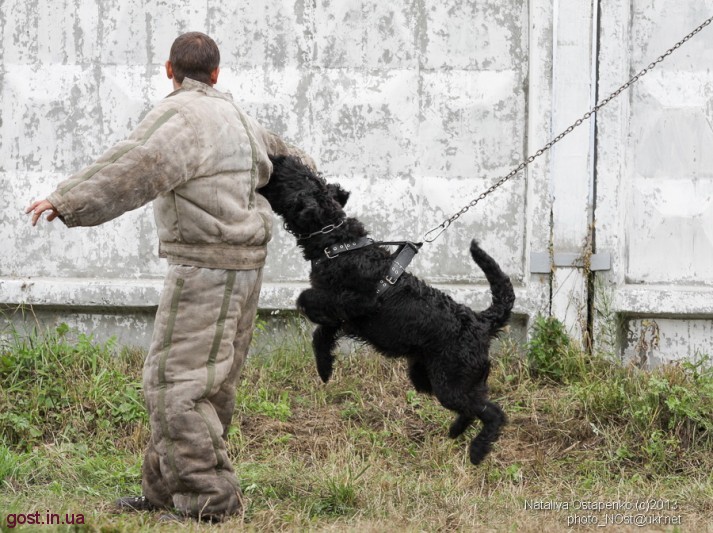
[{"x1": 530, "y1": 251, "x2": 611, "y2": 274}]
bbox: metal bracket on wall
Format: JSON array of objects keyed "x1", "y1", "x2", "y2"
[{"x1": 530, "y1": 252, "x2": 611, "y2": 274}]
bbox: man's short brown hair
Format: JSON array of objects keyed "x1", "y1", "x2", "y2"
[{"x1": 169, "y1": 32, "x2": 220, "y2": 85}]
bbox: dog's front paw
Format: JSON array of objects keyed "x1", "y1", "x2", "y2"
[
  {"x1": 313, "y1": 325, "x2": 338, "y2": 383},
  {"x1": 316, "y1": 354, "x2": 334, "y2": 383}
]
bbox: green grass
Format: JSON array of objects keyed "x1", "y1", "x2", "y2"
[{"x1": 1, "y1": 316, "x2": 712, "y2": 531}]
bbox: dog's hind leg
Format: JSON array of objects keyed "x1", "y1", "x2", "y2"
[
  {"x1": 312, "y1": 325, "x2": 339, "y2": 383},
  {"x1": 468, "y1": 400, "x2": 506, "y2": 465},
  {"x1": 431, "y1": 372, "x2": 506, "y2": 465},
  {"x1": 445, "y1": 397, "x2": 506, "y2": 465},
  {"x1": 448, "y1": 413, "x2": 475, "y2": 439}
]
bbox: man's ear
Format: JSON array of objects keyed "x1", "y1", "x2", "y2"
[
  {"x1": 166, "y1": 60, "x2": 174, "y2": 80},
  {"x1": 210, "y1": 67, "x2": 220, "y2": 85},
  {"x1": 326, "y1": 183, "x2": 350, "y2": 207}
]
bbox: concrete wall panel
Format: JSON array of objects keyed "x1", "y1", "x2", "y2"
[
  {"x1": 0, "y1": 0, "x2": 532, "y2": 347},
  {"x1": 594, "y1": 0, "x2": 713, "y2": 364}
]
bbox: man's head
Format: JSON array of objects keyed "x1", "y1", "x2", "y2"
[{"x1": 166, "y1": 32, "x2": 220, "y2": 88}]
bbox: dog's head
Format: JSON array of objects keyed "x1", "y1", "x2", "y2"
[{"x1": 260, "y1": 155, "x2": 349, "y2": 238}]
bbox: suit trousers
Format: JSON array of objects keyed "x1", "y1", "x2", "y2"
[{"x1": 141, "y1": 264, "x2": 262, "y2": 518}]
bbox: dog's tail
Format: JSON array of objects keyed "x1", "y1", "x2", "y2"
[{"x1": 470, "y1": 240, "x2": 515, "y2": 336}]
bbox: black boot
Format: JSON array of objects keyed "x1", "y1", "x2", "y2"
[{"x1": 114, "y1": 495, "x2": 160, "y2": 512}]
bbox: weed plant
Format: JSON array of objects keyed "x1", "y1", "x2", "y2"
[
  {"x1": 0, "y1": 323, "x2": 146, "y2": 452},
  {"x1": 522, "y1": 316, "x2": 713, "y2": 473}
]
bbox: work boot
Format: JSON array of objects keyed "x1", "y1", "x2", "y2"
[{"x1": 114, "y1": 495, "x2": 160, "y2": 512}]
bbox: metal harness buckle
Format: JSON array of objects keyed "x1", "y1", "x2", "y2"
[{"x1": 377, "y1": 242, "x2": 422, "y2": 293}]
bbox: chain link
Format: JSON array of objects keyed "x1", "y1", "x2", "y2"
[
  {"x1": 285, "y1": 218, "x2": 345, "y2": 240},
  {"x1": 423, "y1": 15, "x2": 713, "y2": 243}
]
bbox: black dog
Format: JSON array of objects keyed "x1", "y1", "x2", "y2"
[{"x1": 259, "y1": 155, "x2": 515, "y2": 465}]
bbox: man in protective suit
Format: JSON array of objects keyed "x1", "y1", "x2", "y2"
[{"x1": 27, "y1": 31, "x2": 314, "y2": 521}]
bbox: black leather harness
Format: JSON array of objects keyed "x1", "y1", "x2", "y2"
[
  {"x1": 312, "y1": 236, "x2": 375, "y2": 265},
  {"x1": 311, "y1": 237, "x2": 422, "y2": 296},
  {"x1": 374, "y1": 241, "x2": 422, "y2": 296}
]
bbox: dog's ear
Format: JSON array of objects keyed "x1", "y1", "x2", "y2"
[{"x1": 326, "y1": 183, "x2": 350, "y2": 207}]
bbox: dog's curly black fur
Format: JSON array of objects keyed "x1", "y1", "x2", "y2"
[{"x1": 259, "y1": 155, "x2": 516, "y2": 465}]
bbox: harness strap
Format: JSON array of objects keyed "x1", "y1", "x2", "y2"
[
  {"x1": 310, "y1": 237, "x2": 422, "y2": 295},
  {"x1": 375, "y1": 241, "x2": 422, "y2": 297},
  {"x1": 311, "y1": 237, "x2": 374, "y2": 266}
]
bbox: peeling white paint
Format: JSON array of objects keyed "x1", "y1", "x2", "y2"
[
  {"x1": 1, "y1": 0, "x2": 530, "y2": 333},
  {"x1": 623, "y1": 318, "x2": 713, "y2": 367}
]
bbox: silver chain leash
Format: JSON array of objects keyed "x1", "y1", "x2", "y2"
[{"x1": 422, "y1": 15, "x2": 713, "y2": 243}]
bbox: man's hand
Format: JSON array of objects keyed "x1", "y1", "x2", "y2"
[{"x1": 26, "y1": 199, "x2": 60, "y2": 226}]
